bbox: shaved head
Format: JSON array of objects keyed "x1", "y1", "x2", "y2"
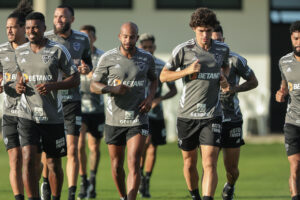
[{"x1": 120, "y1": 22, "x2": 138, "y2": 35}]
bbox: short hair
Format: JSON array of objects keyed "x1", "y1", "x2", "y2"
[
  {"x1": 57, "y1": 5, "x2": 74, "y2": 16},
  {"x1": 189, "y1": 7, "x2": 219, "y2": 28},
  {"x1": 80, "y1": 25, "x2": 96, "y2": 35},
  {"x1": 8, "y1": 0, "x2": 33, "y2": 27},
  {"x1": 290, "y1": 21, "x2": 300, "y2": 34},
  {"x1": 25, "y1": 12, "x2": 45, "y2": 23},
  {"x1": 214, "y1": 24, "x2": 223, "y2": 35},
  {"x1": 139, "y1": 33, "x2": 155, "y2": 44}
]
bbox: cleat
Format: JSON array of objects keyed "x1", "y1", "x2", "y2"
[
  {"x1": 222, "y1": 183, "x2": 235, "y2": 200},
  {"x1": 138, "y1": 175, "x2": 145, "y2": 195},
  {"x1": 41, "y1": 182, "x2": 51, "y2": 200},
  {"x1": 77, "y1": 180, "x2": 88, "y2": 200},
  {"x1": 141, "y1": 176, "x2": 151, "y2": 198},
  {"x1": 87, "y1": 183, "x2": 96, "y2": 199}
]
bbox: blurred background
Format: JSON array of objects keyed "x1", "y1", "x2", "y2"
[{"x1": 0, "y1": 0, "x2": 299, "y2": 141}]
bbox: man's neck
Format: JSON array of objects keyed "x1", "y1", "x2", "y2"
[
  {"x1": 30, "y1": 38, "x2": 47, "y2": 53},
  {"x1": 120, "y1": 46, "x2": 136, "y2": 59},
  {"x1": 11, "y1": 37, "x2": 27, "y2": 49},
  {"x1": 57, "y1": 29, "x2": 72, "y2": 39},
  {"x1": 295, "y1": 54, "x2": 300, "y2": 62},
  {"x1": 197, "y1": 39, "x2": 211, "y2": 51}
]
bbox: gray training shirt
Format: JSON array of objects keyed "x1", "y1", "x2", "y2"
[
  {"x1": 148, "y1": 57, "x2": 175, "y2": 120},
  {"x1": 279, "y1": 52, "x2": 300, "y2": 127},
  {"x1": 15, "y1": 40, "x2": 77, "y2": 124},
  {"x1": 92, "y1": 47, "x2": 157, "y2": 127},
  {"x1": 0, "y1": 42, "x2": 20, "y2": 117},
  {"x1": 80, "y1": 47, "x2": 105, "y2": 114},
  {"x1": 166, "y1": 38, "x2": 229, "y2": 120},
  {"x1": 45, "y1": 29, "x2": 92, "y2": 102},
  {"x1": 220, "y1": 52, "x2": 253, "y2": 123}
]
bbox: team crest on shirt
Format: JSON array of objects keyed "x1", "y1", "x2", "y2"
[
  {"x1": 214, "y1": 53, "x2": 223, "y2": 66},
  {"x1": 42, "y1": 55, "x2": 51, "y2": 64},
  {"x1": 73, "y1": 42, "x2": 81, "y2": 51},
  {"x1": 134, "y1": 61, "x2": 146, "y2": 71}
]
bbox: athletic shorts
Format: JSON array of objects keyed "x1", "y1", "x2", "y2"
[
  {"x1": 18, "y1": 118, "x2": 67, "y2": 158},
  {"x1": 149, "y1": 118, "x2": 166, "y2": 146},
  {"x1": 81, "y1": 113, "x2": 105, "y2": 139},
  {"x1": 104, "y1": 124, "x2": 149, "y2": 146},
  {"x1": 176, "y1": 117, "x2": 222, "y2": 151},
  {"x1": 63, "y1": 101, "x2": 82, "y2": 136},
  {"x1": 284, "y1": 123, "x2": 300, "y2": 156},
  {"x1": 221, "y1": 121, "x2": 245, "y2": 148},
  {"x1": 2, "y1": 115, "x2": 20, "y2": 150}
]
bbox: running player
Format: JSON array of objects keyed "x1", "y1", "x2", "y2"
[
  {"x1": 276, "y1": 21, "x2": 300, "y2": 200},
  {"x1": 90, "y1": 22, "x2": 158, "y2": 200},
  {"x1": 0, "y1": 1, "x2": 32, "y2": 200},
  {"x1": 15, "y1": 12, "x2": 79, "y2": 200},
  {"x1": 160, "y1": 8, "x2": 229, "y2": 200},
  {"x1": 138, "y1": 33, "x2": 177, "y2": 198},
  {"x1": 212, "y1": 25, "x2": 258, "y2": 200},
  {"x1": 77, "y1": 25, "x2": 105, "y2": 199},
  {"x1": 41, "y1": 5, "x2": 92, "y2": 200}
]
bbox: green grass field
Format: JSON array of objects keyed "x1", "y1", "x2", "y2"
[{"x1": 0, "y1": 142, "x2": 291, "y2": 200}]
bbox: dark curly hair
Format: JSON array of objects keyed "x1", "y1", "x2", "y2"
[
  {"x1": 290, "y1": 21, "x2": 300, "y2": 34},
  {"x1": 189, "y1": 7, "x2": 219, "y2": 28},
  {"x1": 7, "y1": 0, "x2": 33, "y2": 27}
]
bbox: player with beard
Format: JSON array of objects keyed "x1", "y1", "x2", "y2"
[
  {"x1": 276, "y1": 21, "x2": 300, "y2": 200},
  {"x1": 91, "y1": 22, "x2": 157, "y2": 200},
  {"x1": 0, "y1": 1, "x2": 33, "y2": 200},
  {"x1": 212, "y1": 25, "x2": 258, "y2": 200},
  {"x1": 15, "y1": 12, "x2": 79, "y2": 200},
  {"x1": 77, "y1": 25, "x2": 105, "y2": 199},
  {"x1": 160, "y1": 8, "x2": 230, "y2": 200},
  {"x1": 40, "y1": 5, "x2": 92, "y2": 200},
  {"x1": 138, "y1": 33, "x2": 177, "y2": 198}
]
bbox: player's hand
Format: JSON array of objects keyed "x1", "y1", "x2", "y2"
[
  {"x1": 220, "y1": 74, "x2": 230, "y2": 92},
  {"x1": 139, "y1": 97, "x2": 152, "y2": 113},
  {"x1": 276, "y1": 85, "x2": 288, "y2": 102},
  {"x1": 151, "y1": 97, "x2": 162, "y2": 109},
  {"x1": 0, "y1": 76, "x2": 3, "y2": 94},
  {"x1": 78, "y1": 60, "x2": 90, "y2": 75},
  {"x1": 16, "y1": 73, "x2": 26, "y2": 94},
  {"x1": 110, "y1": 84, "x2": 130, "y2": 95},
  {"x1": 185, "y1": 60, "x2": 201, "y2": 75},
  {"x1": 36, "y1": 82, "x2": 54, "y2": 95}
]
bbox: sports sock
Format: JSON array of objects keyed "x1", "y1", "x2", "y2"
[
  {"x1": 203, "y1": 196, "x2": 213, "y2": 200},
  {"x1": 43, "y1": 177, "x2": 49, "y2": 183},
  {"x1": 14, "y1": 194, "x2": 24, "y2": 200},
  {"x1": 292, "y1": 195, "x2": 300, "y2": 200},
  {"x1": 145, "y1": 171, "x2": 152, "y2": 178},
  {"x1": 52, "y1": 196, "x2": 60, "y2": 200},
  {"x1": 68, "y1": 186, "x2": 76, "y2": 200},
  {"x1": 189, "y1": 189, "x2": 201, "y2": 200},
  {"x1": 81, "y1": 174, "x2": 87, "y2": 182}
]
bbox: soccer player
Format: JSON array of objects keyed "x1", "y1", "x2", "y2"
[
  {"x1": 138, "y1": 33, "x2": 177, "y2": 198},
  {"x1": 77, "y1": 25, "x2": 105, "y2": 199},
  {"x1": 90, "y1": 22, "x2": 158, "y2": 200},
  {"x1": 41, "y1": 5, "x2": 92, "y2": 200},
  {"x1": 15, "y1": 12, "x2": 79, "y2": 200},
  {"x1": 160, "y1": 8, "x2": 229, "y2": 200},
  {"x1": 212, "y1": 25, "x2": 258, "y2": 200},
  {"x1": 276, "y1": 21, "x2": 300, "y2": 200},
  {"x1": 0, "y1": 1, "x2": 33, "y2": 200}
]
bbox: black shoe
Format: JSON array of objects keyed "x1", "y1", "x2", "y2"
[
  {"x1": 139, "y1": 175, "x2": 145, "y2": 195},
  {"x1": 222, "y1": 183, "x2": 235, "y2": 200},
  {"x1": 141, "y1": 176, "x2": 151, "y2": 198},
  {"x1": 41, "y1": 182, "x2": 51, "y2": 200},
  {"x1": 77, "y1": 180, "x2": 88, "y2": 200},
  {"x1": 87, "y1": 182, "x2": 96, "y2": 199}
]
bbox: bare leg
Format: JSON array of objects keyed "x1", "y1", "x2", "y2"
[
  {"x1": 223, "y1": 148, "x2": 240, "y2": 185},
  {"x1": 8, "y1": 147, "x2": 24, "y2": 196},
  {"x1": 47, "y1": 157, "x2": 64, "y2": 197},
  {"x1": 78, "y1": 124, "x2": 87, "y2": 177},
  {"x1": 66, "y1": 135, "x2": 79, "y2": 188},
  {"x1": 288, "y1": 153, "x2": 300, "y2": 197},
  {"x1": 181, "y1": 148, "x2": 199, "y2": 191}
]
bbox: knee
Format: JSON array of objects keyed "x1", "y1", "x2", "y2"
[
  {"x1": 9, "y1": 153, "x2": 22, "y2": 169},
  {"x1": 290, "y1": 161, "x2": 300, "y2": 177},
  {"x1": 111, "y1": 160, "x2": 123, "y2": 176},
  {"x1": 67, "y1": 144, "x2": 78, "y2": 157},
  {"x1": 202, "y1": 161, "x2": 217, "y2": 172},
  {"x1": 47, "y1": 159, "x2": 62, "y2": 173},
  {"x1": 78, "y1": 141, "x2": 85, "y2": 152},
  {"x1": 184, "y1": 158, "x2": 197, "y2": 172},
  {"x1": 89, "y1": 144, "x2": 99, "y2": 154}
]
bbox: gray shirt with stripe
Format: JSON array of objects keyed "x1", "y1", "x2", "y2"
[
  {"x1": 80, "y1": 47, "x2": 105, "y2": 114},
  {"x1": 279, "y1": 52, "x2": 300, "y2": 127},
  {"x1": 0, "y1": 42, "x2": 21, "y2": 117},
  {"x1": 45, "y1": 29, "x2": 92, "y2": 102},
  {"x1": 148, "y1": 57, "x2": 175, "y2": 120},
  {"x1": 92, "y1": 47, "x2": 157, "y2": 127},
  {"x1": 15, "y1": 40, "x2": 77, "y2": 124},
  {"x1": 220, "y1": 52, "x2": 253, "y2": 123},
  {"x1": 166, "y1": 38, "x2": 229, "y2": 120}
]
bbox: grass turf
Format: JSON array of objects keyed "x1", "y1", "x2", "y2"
[{"x1": 0, "y1": 142, "x2": 291, "y2": 199}]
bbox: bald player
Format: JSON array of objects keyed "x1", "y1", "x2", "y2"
[{"x1": 91, "y1": 22, "x2": 157, "y2": 200}]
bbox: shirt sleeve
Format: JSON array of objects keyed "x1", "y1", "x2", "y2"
[
  {"x1": 92, "y1": 55, "x2": 109, "y2": 84},
  {"x1": 165, "y1": 47, "x2": 184, "y2": 71},
  {"x1": 235, "y1": 56, "x2": 253, "y2": 80},
  {"x1": 222, "y1": 47, "x2": 230, "y2": 68},
  {"x1": 58, "y1": 47, "x2": 78, "y2": 76},
  {"x1": 278, "y1": 59, "x2": 286, "y2": 81},
  {"x1": 147, "y1": 55, "x2": 157, "y2": 81},
  {"x1": 82, "y1": 37, "x2": 93, "y2": 71}
]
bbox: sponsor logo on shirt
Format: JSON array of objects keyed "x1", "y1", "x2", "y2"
[
  {"x1": 119, "y1": 118, "x2": 140, "y2": 125},
  {"x1": 42, "y1": 55, "x2": 52, "y2": 64},
  {"x1": 189, "y1": 72, "x2": 220, "y2": 80},
  {"x1": 22, "y1": 73, "x2": 53, "y2": 82},
  {"x1": 113, "y1": 79, "x2": 145, "y2": 87},
  {"x1": 20, "y1": 50, "x2": 30, "y2": 55},
  {"x1": 288, "y1": 82, "x2": 300, "y2": 91},
  {"x1": 4, "y1": 73, "x2": 17, "y2": 82}
]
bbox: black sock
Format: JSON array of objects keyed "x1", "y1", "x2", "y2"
[
  {"x1": 68, "y1": 186, "x2": 76, "y2": 199},
  {"x1": 140, "y1": 167, "x2": 144, "y2": 176},
  {"x1": 90, "y1": 170, "x2": 96, "y2": 178},
  {"x1": 189, "y1": 189, "x2": 201, "y2": 200},
  {"x1": 203, "y1": 196, "x2": 213, "y2": 200},
  {"x1": 52, "y1": 196, "x2": 60, "y2": 200},
  {"x1": 292, "y1": 195, "x2": 300, "y2": 200},
  {"x1": 14, "y1": 194, "x2": 24, "y2": 200},
  {"x1": 145, "y1": 172, "x2": 152, "y2": 178},
  {"x1": 120, "y1": 195, "x2": 127, "y2": 200},
  {"x1": 43, "y1": 177, "x2": 49, "y2": 183},
  {"x1": 28, "y1": 198, "x2": 40, "y2": 200},
  {"x1": 81, "y1": 174, "x2": 87, "y2": 182}
]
